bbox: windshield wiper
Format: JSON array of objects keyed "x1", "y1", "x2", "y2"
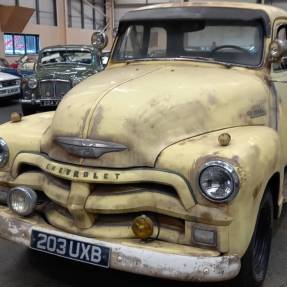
[
  {"x1": 120, "y1": 56, "x2": 234, "y2": 68},
  {"x1": 178, "y1": 56, "x2": 234, "y2": 68}
]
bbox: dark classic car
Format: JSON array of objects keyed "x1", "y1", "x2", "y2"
[{"x1": 21, "y1": 45, "x2": 103, "y2": 115}]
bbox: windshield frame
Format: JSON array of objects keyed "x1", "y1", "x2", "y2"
[{"x1": 111, "y1": 19, "x2": 266, "y2": 69}]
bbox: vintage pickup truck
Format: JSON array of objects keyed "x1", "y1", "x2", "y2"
[{"x1": 0, "y1": 2, "x2": 286, "y2": 286}]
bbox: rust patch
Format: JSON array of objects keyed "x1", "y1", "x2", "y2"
[
  {"x1": 89, "y1": 106, "x2": 104, "y2": 138},
  {"x1": 80, "y1": 108, "x2": 92, "y2": 137},
  {"x1": 200, "y1": 211, "x2": 212, "y2": 221},
  {"x1": 231, "y1": 155, "x2": 240, "y2": 165},
  {"x1": 237, "y1": 167, "x2": 247, "y2": 184},
  {"x1": 252, "y1": 183, "x2": 262, "y2": 200},
  {"x1": 208, "y1": 94, "x2": 218, "y2": 105},
  {"x1": 246, "y1": 103, "x2": 266, "y2": 119}
]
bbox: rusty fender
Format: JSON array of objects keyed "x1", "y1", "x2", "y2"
[
  {"x1": 0, "y1": 206, "x2": 240, "y2": 282},
  {"x1": 157, "y1": 126, "x2": 281, "y2": 257}
]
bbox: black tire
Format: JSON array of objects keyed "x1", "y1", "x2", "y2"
[
  {"x1": 22, "y1": 104, "x2": 37, "y2": 116},
  {"x1": 232, "y1": 189, "x2": 273, "y2": 287}
]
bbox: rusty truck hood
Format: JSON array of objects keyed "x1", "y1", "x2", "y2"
[{"x1": 41, "y1": 62, "x2": 270, "y2": 167}]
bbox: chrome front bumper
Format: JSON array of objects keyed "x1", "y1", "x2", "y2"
[{"x1": 0, "y1": 206, "x2": 241, "y2": 282}]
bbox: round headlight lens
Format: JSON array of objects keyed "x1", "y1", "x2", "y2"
[
  {"x1": 199, "y1": 161, "x2": 239, "y2": 202},
  {"x1": 0, "y1": 138, "x2": 9, "y2": 168},
  {"x1": 28, "y1": 78, "x2": 37, "y2": 89},
  {"x1": 7, "y1": 187, "x2": 37, "y2": 216}
]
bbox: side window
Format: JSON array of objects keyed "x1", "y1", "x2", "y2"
[{"x1": 274, "y1": 25, "x2": 287, "y2": 72}]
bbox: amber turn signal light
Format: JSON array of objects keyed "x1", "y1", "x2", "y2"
[{"x1": 132, "y1": 215, "x2": 154, "y2": 240}]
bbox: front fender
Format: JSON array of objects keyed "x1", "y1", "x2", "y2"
[
  {"x1": 0, "y1": 112, "x2": 54, "y2": 172},
  {"x1": 156, "y1": 126, "x2": 281, "y2": 256}
]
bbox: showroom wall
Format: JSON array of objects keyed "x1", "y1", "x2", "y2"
[{"x1": 0, "y1": 0, "x2": 106, "y2": 62}]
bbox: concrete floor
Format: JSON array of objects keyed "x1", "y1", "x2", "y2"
[{"x1": 0, "y1": 101, "x2": 286, "y2": 287}]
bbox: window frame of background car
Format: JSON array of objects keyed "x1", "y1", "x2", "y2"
[
  {"x1": 4, "y1": 33, "x2": 40, "y2": 56},
  {"x1": 67, "y1": 0, "x2": 105, "y2": 30}
]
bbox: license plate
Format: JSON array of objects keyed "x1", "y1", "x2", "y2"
[
  {"x1": 30, "y1": 229, "x2": 111, "y2": 267},
  {"x1": 7, "y1": 87, "x2": 19, "y2": 94},
  {"x1": 40, "y1": 100, "x2": 60, "y2": 106}
]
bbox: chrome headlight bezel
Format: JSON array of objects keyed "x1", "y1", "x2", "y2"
[
  {"x1": 0, "y1": 138, "x2": 9, "y2": 168},
  {"x1": 198, "y1": 160, "x2": 240, "y2": 203},
  {"x1": 27, "y1": 77, "x2": 37, "y2": 89}
]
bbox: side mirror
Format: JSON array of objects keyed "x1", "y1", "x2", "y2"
[
  {"x1": 91, "y1": 31, "x2": 108, "y2": 51},
  {"x1": 269, "y1": 40, "x2": 287, "y2": 63}
]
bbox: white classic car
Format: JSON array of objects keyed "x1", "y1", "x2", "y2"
[{"x1": 0, "y1": 72, "x2": 21, "y2": 99}]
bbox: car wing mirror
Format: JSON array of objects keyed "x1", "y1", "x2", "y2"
[{"x1": 269, "y1": 39, "x2": 287, "y2": 63}]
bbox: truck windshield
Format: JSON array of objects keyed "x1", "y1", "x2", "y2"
[
  {"x1": 112, "y1": 20, "x2": 264, "y2": 67},
  {"x1": 40, "y1": 50, "x2": 92, "y2": 65}
]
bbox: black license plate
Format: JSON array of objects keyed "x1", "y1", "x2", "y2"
[
  {"x1": 30, "y1": 229, "x2": 111, "y2": 267},
  {"x1": 40, "y1": 100, "x2": 60, "y2": 106}
]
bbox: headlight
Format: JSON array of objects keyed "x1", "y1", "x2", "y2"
[
  {"x1": 28, "y1": 78, "x2": 37, "y2": 89},
  {"x1": 16, "y1": 79, "x2": 21, "y2": 86},
  {"x1": 199, "y1": 160, "x2": 240, "y2": 202},
  {"x1": 0, "y1": 138, "x2": 9, "y2": 168}
]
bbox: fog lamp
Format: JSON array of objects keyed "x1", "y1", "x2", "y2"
[
  {"x1": 7, "y1": 187, "x2": 37, "y2": 216},
  {"x1": 132, "y1": 215, "x2": 154, "y2": 240},
  {"x1": 193, "y1": 227, "x2": 217, "y2": 247}
]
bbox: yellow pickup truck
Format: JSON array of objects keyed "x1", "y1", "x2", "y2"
[{"x1": 0, "y1": 2, "x2": 286, "y2": 286}]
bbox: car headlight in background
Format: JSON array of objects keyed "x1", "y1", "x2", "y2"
[
  {"x1": 27, "y1": 77, "x2": 38, "y2": 89},
  {"x1": 199, "y1": 160, "x2": 240, "y2": 202},
  {"x1": 0, "y1": 138, "x2": 9, "y2": 168},
  {"x1": 16, "y1": 79, "x2": 21, "y2": 86}
]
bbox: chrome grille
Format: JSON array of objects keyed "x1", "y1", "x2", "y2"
[
  {"x1": 39, "y1": 80, "x2": 71, "y2": 99},
  {"x1": 1, "y1": 79, "x2": 18, "y2": 87}
]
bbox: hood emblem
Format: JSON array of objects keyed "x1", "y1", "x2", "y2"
[{"x1": 56, "y1": 137, "x2": 127, "y2": 158}]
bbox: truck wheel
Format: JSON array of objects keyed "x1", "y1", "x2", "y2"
[
  {"x1": 22, "y1": 105, "x2": 36, "y2": 116},
  {"x1": 232, "y1": 189, "x2": 273, "y2": 287}
]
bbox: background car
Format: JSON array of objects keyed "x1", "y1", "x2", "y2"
[
  {"x1": 0, "y1": 71, "x2": 21, "y2": 101},
  {"x1": 21, "y1": 45, "x2": 104, "y2": 115}
]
